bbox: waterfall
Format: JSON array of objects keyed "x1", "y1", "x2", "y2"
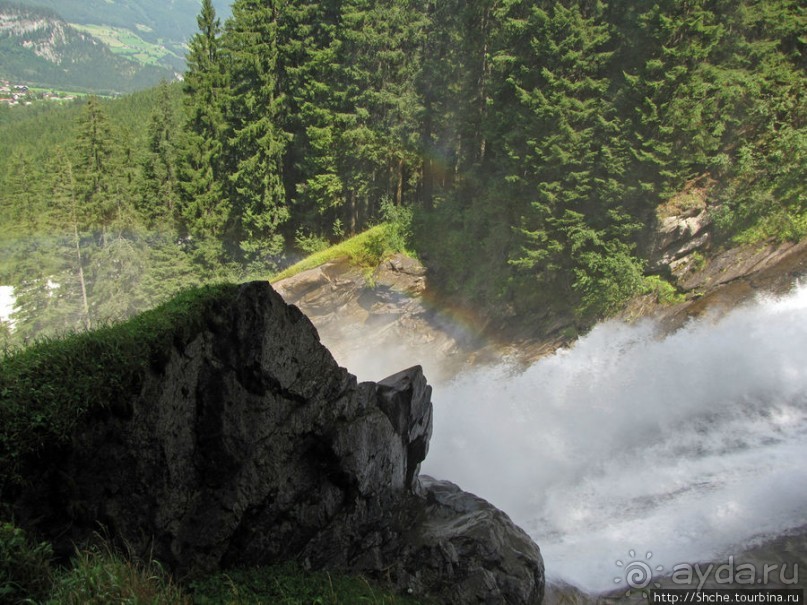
[
  {"x1": 0, "y1": 285, "x2": 14, "y2": 328},
  {"x1": 423, "y1": 284, "x2": 807, "y2": 592}
]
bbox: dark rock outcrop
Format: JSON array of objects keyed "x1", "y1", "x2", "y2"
[
  {"x1": 397, "y1": 477, "x2": 545, "y2": 604},
  {"x1": 12, "y1": 281, "x2": 544, "y2": 604}
]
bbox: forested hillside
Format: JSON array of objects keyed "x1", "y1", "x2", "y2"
[
  {"x1": 11, "y1": 0, "x2": 232, "y2": 43},
  {"x1": 0, "y1": 0, "x2": 804, "y2": 344},
  {"x1": 0, "y1": 2, "x2": 177, "y2": 93},
  {"x1": 9, "y1": 0, "x2": 232, "y2": 72}
]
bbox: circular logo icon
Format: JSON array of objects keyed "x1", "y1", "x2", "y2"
[{"x1": 614, "y1": 550, "x2": 664, "y2": 596}]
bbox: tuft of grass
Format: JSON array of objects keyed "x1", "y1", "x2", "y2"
[
  {"x1": 0, "y1": 521, "x2": 54, "y2": 603},
  {"x1": 0, "y1": 525, "x2": 430, "y2": 605},
  {"x1": 48, "y1": 545, "x2": 189, "y2": 605},
  {"x1": 190, "y1": 562, "x2": 430, "y2": 605},
  {"x1": 0, "y1": 283, "x2": 237, "y2": 490},
  {"x1": 272, "y1": 224, "x2": 398, "y2": 283},
  {"x1": 642, "y1": 275, "x2": 686, "y2": 305}
]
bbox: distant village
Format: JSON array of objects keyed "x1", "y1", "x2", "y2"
[{"x1": 0, "y1": 80, "x2": 78, "y2": 106}]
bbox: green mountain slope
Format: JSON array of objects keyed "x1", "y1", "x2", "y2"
[
  {"x1": 10, "y1": 0, "x2": 232, "y2": 68},
  {"x1": 0, "y1": 2, "x2": 176, "y2": 94}
]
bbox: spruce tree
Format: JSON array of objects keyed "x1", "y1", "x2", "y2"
[
  {"x1": 279, "y1": 0, "x2": 344, "y2": 237},
  {"x1": 220, "y1": 0, "x2": 290, "y2": 270},
  {"x1": 50, "y1": 150, "x2": 91, "y2": 330},
  {"x1": 74, "y1": 96, "x2": 117, "y2": 239},
  {"x1": 338, "y1": 0, "x2": 428, "y2": 220},
  {"x1": 500, "y1": 1, "x2": 644, "y2": 316},
  {"x1": 139, "y1": 80, "x2": 181, "y2": 226},
  {"x1": 178, "y1": 0, "x2": 230, "y2": 267},
  {"x1": 4, "y1": 152, "x2": 43, "y2": 234}
]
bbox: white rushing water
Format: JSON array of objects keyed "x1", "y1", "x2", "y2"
[
  {"x1": 0, "y1": 285, "x2": 14, "y2": 327},
  {"x1": 420, "y1": 284, "x2": 807, "y2": 592}
]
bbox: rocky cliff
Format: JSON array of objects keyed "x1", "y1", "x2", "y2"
[
  {"x1": 274, "y1": 253, "x2": 481, "y2": 382},
  {"x1": 635, "y1": 183, "x2": 807, "y2": 328},
  {"x1": 276, "y1": 229, "x2": 807, "y2": 375},
  {"x1": 9, "y1": 281, "x2": 544, "y2": 604}
]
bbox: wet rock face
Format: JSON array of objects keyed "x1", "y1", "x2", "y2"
[
  {"x1": 399, "y1": 477, "x2": 545, "y2": 605},
  {"x1": 13, "y1": 281, "x2": 544, "y2": 604},
  {"x1": 273, "y1": 254, "x2": 483, "y2": 383}
]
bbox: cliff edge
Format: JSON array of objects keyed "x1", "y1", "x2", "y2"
[{"x1": 4, "y1": 281, "x2": 544, "y2": 604}]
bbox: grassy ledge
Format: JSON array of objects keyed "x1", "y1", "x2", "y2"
[
  {"x1": 271, "y1": 224, "x2": 393, "y2": 283},
  {"x1": 0, "y1": 283, "x2": 237, "y2": 490}
]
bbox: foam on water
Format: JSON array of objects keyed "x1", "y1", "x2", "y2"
[
  {"x1": 0, "y1": 286, "x2": 14, "y2": 327},
  {"x1": 422, "y1": 284, "x2": 807, "y2": 592}
]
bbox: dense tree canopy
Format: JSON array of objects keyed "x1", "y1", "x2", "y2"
[{"x1": 0, "y1": 0, "x2": 803, "y2": 342}]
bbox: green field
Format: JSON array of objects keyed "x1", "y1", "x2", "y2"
[
  {"x1": 70, "y1": 23, "x2": 183, "y2": 67},
  {"x1": 26, "y1": 86, "x2": 94, "y2": 97}
]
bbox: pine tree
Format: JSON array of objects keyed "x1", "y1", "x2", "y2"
[
  {"x1": 139, "y1": 80, "x2": 181, "y2": 226},
  {"x1": 50, "y1": 150, "x2": 91, "y2": 330},
  {"x1": 74, "y1": 96, "x2": 117, "y2": 238},
  {"x1": 220, "y1": 0, "x2": 290, "y2": 270},
  {"x1": 178, "y1": 0, "x2": 230, "y2": 266}
]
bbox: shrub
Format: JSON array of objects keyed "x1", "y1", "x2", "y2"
[
  {"x1": 294, "y1": 229, "x2": 331, "y2": 254},
  {"x1": 642, "y1": 275, "x2": 685, "y2": 305},
  {"x1": 48, "y1": 546, "x2": 188, "y2": 605},
  {"x1": 379, "y1": 197, "x2": 413, "y2": 255},
  {"x1": 0, "y1": 521, "x2": 53, "y2": 603},
  {"x1": 189, "y1": 561, "x2": 427, "y2": 605},
  {"x1": 572, "y1": 248, "x2": 647, "y2": 319}
]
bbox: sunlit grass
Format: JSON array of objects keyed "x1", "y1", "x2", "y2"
[
  {"x1": 69, "y1": 23, "x2": 178, "y2": 66},
  {"x1": 271, "y1": 224, "x2": 394, "y2": 283}
]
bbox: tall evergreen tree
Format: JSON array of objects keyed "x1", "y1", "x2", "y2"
[
  {"x1": 502, "y1": 2, "x2": 644, "y2": 316},
  {"x1": 220, "y1": 0, "x2": 290, "y2": 269},
  {"x1": 4, "y1": 152, "x2": 43, "y2": 234},
  {"x1": 139, "y1": 80, "x2": 181, "y2": 226},
  {"x1": 178, "y1": 0, "x2": 230, "y2": 266},
  {"x1": 338, "y1": 0, "x2": 428, "y2": 225},
  {"x1": 50, "y1": 150, "x2": 91, "y2": 330},
  {"x1": 74, "y1": 96, "x2": 118, "y2": 239},
  {"x1": 10, "y1": 151, "x2": 91, "y2": 341},
  {"x1": 279, "y1": 0, "x2": 346, "y2": 237}
]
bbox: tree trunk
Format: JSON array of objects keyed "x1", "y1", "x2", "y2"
[
  {"x1": 396, "y1": 158, "x2": 405, "y2": 206},
  {"x1": 73, "y1": 221, "x2": 91, "y2": 331},
  {"x1": 349, "y1": 189, "x2": 357, "y2": 235}
]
